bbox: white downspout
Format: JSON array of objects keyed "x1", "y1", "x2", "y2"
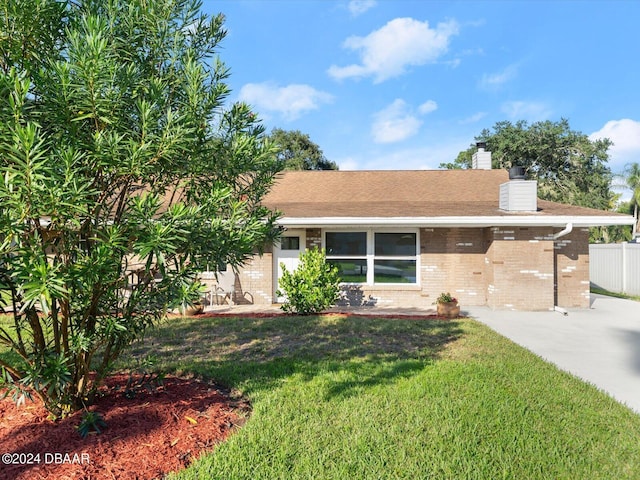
[
  {"x1": 552, "y1": 222, "x2": 573, "y2": 315},
  {"x1": 552, "y1": 222, "x2": 573, "y2": 240}
]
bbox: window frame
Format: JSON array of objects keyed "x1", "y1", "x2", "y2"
[
  {"x1": 280, "y1": 236, "x2": 301, "y2": 251},
  {"x1": 325, "y1": 231, "x2": 368, "y2": 283},
  {"x1": 324, "y1": 229, "x2": 420, "y2": 286}
]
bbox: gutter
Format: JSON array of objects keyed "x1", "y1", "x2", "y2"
[{"x1": 276, "y1": 216, "x2": 634, "y2": 229}]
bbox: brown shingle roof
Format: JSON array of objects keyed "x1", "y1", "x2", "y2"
[
  {"x1": 262, "y1": 170, "x2": 629, "y2": 221},
  {"x1": 264, "y1": 170, "x2": 507, "y2": 205}
]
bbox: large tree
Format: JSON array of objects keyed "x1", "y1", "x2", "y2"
[
  {"x1": 0, "y1": 0, "x2": 281, "y2": 417},
  {"x1": 269, "y1": 128, "x2": 338, "y2": 170},
  {"x1": 442, "y1": 119, "x2": 614, "y2": 211},
  {"x1": 622, "y1": 162, "x2": 640, "y2": 237}
]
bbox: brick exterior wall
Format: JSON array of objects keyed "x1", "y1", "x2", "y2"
[
  {"x1": 486, "y1": 227, "x2": 555, "y2": 310},
  {"x1": 420, "y1": 228, "x2": 488, "y2": 307},
  {"x1": 305, "y1": 228, "x2": 322, "y2": 250},
  {"x1": 236, "y1": 244, "x2": 274, "y2": 305},
  {"x1": 232, "y1": 226, "x2": 592, "y2": 310},
  {"x1": 554, "y1": 228, "x2": 590, "y2": 308},
  {"x1": 336, "y1": 284, "x2": 424, "y2": 308}
]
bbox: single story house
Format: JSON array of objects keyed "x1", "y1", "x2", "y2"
[{"x1": 216, "y1": 147, "x2": 635, "y2": 310}]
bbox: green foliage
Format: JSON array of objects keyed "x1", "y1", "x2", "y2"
[
  {"x1": 0, "y1": 0, "x2": 281, "y2": 417},
  {"x1": 591, "y1": 285, "x2": 640, "y2": 302},
  {"x1": 277, "y1": 248, "x2": 340, "y2": 315},
  {"x1": 76, "y1": 410, "x2": 107, "y2": 438},
  {"x1": 0, "y1": 0, "x2": 69, "y2": 75},
  {"x1": 622, "y1": 162, "x2": 640, "y2": 237},
  {"x1": 116, "y1": 356, "x2": 165, "y2": 399},
  {"x1": 435, "y1": 292, "x2": 457, "y2": 304},
  {"x1": 443, "y1": 119, "x2": 614, "y2": 211},
  {"x1": 269, "y1": 128, "x2": 339, "y2": 170},
  {"x1": 0, "y1": 365, "x2": 32, "y2": 407}
]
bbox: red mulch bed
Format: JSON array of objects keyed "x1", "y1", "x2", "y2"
[{"x1": 0, "y1": 374, "x2": 249, "y2": 480}]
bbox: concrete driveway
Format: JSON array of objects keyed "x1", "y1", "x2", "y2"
[{"x1": 466, "y1": 294, "x2": 640, "y2": 414}]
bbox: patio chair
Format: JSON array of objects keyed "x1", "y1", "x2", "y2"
[{"x1": 210, "y1": 271, "x2": 236, "y2": 305}]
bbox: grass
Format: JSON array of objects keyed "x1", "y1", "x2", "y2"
[
  {"x1": 3, "y1": 313, "x2": 640, "y2": 478},
  {"x1": 591, "y1": 285, "x2": 640, "y2": 302},
  {"x1": 0, "y1": 314, "x2": 27, "y2": 368},
  {"x1": 111, "y1": 314, "x2": 640, "y2": 480}
]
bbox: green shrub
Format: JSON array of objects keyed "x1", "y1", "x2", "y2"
[
  {"x1": 277, "y1": 248, "x2": 340, "y2": 315},
  {"x1": 0, "y1": 0, "x2": 281, "y2": 418},
  {"x1": 76, "y1": 410, "x2": 107, "y2": 438}
]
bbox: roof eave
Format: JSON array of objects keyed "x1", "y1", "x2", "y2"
[{"x1": 276, "y1": 215, "x2": 636, "y2": 229}]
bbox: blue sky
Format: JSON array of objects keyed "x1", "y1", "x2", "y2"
[{"x1": 204, "y1": 0, "x2": 640, "y2": 180}]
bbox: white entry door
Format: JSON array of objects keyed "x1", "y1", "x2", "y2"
[{"x1": 273, "y1": 229, "x2": 306, "y2": 302}]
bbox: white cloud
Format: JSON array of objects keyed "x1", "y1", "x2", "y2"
[
  {"x1": 371, "y1": 98, "x2": 437, "y2": 144},
  {"x1": 501, "y1": 101, "x2": 552, "y2": 122},
  {"x1": 461, "y1": 47, "x2": 484, "y2": 56},
  {"x1": 328, "y1": 17, "x2": 459, "y2": 83},
  {"x1": 238, "y1": 82, "x2": 334, "y2": 121},
  {"x1": 480, "y1": 64, "x2": 518, "y2": 89},
  {"x1": 348, "y1": 0, "x2": 376, "y2": 16},
  {"x1": 590, "y1": 119, "x2": 640, "y2": 171},
  {"x1": 350, "y1": 138, "x2": 471, "y2": 170},
  {"x1": 418, "y1": 100, "x2": 438, "y2": 114},
  {"x1": 459, "y1": 112, "x2": 487, "y2": 124},
  {"x1": 372, "y1": 99, "x2": 422, "y2": 144},
  {"x1": 337, "y1": 157, "x2": 360, "y2": 170},
  {"x1": 444, "y1": 58, "x2": 462, "y2": 69}
]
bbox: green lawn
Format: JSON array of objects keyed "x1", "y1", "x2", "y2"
[
  {"x1": 591, "y1": 285, "x2": 640, "y2": 302},
  {"x1": 116, "y1": 314, "x2": 640, "y2": 479},
  {"x1": 3, "y1": 313, "x2": 640, "y2": 478}
]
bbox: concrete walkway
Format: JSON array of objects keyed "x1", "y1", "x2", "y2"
[
  {"x1": 466, "y1": 294, "x2": 640, "y2": 414},
  {"x1": 204, "y1": 294, "x2": 640, "y2": 414}
]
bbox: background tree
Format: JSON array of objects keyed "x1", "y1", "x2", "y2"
[
  {"x1": 597, "y1": 200, "x2": 634, "y2": 243},
  {"x1": 269, "y1": 128, "x2": 339, "y2": 170},
  {"x1": 441, "y1": 119, "x2": 614, "y2": 211},
  {"x1": 622, "y1": 163, "x2": 640, "y2": 237},
  {"x1": 0, "y1": 0, "x2": 281, "y2": 417}
]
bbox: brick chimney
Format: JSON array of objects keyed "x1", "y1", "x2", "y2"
[{"x1": 472, "y1": 142, "x2": 492, "y2": 170}]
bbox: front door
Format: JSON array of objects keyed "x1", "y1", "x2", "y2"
[{"x1": 273, "y1": 229, "x2": 306, "y2": 303}]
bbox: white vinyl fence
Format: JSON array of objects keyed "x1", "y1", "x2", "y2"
[{"x1": 589, "y1": 243, "x2": 640, "y2": 296}]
